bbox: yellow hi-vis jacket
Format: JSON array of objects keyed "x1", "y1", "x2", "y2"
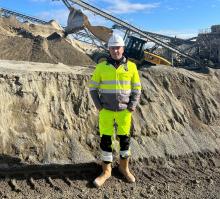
[{"x1": 89, "y1": 58, "x2": 141, "y2": 111}]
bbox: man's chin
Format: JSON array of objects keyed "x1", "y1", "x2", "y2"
[{"x1": 112, "y1": 56, "x2": 122, "y2": 60}]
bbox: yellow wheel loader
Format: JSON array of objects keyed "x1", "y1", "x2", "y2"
[{"x1": 92, "y1": 35, "x2": 171, "y2": 68}]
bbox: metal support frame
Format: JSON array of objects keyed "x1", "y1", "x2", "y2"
[
  {"x1": 61, "y1": 0, "x2": 201, "y2": 65},
  {"x1": 0, "y1": 7, "x2": 48, "y2": 24}
]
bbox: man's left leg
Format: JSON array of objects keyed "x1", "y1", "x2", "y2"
[{"x1": 116, "y1": 109, "x2": 135, "y2": 183}]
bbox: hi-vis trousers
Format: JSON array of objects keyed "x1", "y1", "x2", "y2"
[{"x1": 99, "y1": 108, "x2": 132, "y2": 162}]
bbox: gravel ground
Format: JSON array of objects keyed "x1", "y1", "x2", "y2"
[{"x1": 0, "y1": 152, "x2": 220, "y2": 199}]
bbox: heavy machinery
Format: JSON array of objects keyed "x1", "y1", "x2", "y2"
[
  {"x1": 59, "y1": 0, "x2": 202, "y2": 68},
  {"x1": 91, "y1": 35, "x2": 171, "y2": 67},
  {"x1": 65, "y1": 6, "x2": 172, "y2": 67},
  {"x1": 123, "y1": 36, "x2": 171, "y2": 66}
]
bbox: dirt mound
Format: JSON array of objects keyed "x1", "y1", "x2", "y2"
[
  {"x1": 47, "y1": 32, "x2": 62, "y2": 40},
  {"x1": 0, "y1": 15, "x2": 64, "y2": 37},
  {"x1": 0, "y1": 15, "x2": 94, "y2": 66},
  {"x1": 0, "y1": 33, "x2": 94, "y2": 65},
  {"x1": 0, "y1": 16, "x2": 21, "y2": 36},
  {"x1": 0, "y1": 60, "x2": 219, "y2": 164},
  {"x1": 47, "y1": 20, "x2": 63, "y2": 30}
]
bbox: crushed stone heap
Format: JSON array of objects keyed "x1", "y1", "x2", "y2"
[{"x1": 0, "y1": 15, "x2": 95, "y2": 66}]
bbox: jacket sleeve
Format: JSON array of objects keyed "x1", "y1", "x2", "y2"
[
  {"x1": 128, "y1": 65, "x2": 141, "y2": 110},
  {"x1": 89, "y1": 65, "x2": 102, "y2": 110}
]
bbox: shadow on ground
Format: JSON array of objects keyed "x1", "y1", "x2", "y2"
[{"x1": 0, "y1": 154, "x2": 126, "y2": 188}]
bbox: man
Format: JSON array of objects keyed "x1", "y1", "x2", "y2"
[{"x1": 89, "y1": 34, "x2": 141, "y2": 187}]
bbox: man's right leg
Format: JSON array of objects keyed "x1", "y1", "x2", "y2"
[
  {"x1": 93, "y1": 135, "x2": 112, "y2": 187},
  {"x1": 93, "y1": 109, "x2": 114, "y2": 187}
]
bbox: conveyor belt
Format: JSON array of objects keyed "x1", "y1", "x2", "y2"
[
  {"x1": 113, "y1": 24, "x2": 196, "y2": 45},
  {"x1": 65, "y1": 0, "x2": 201, "y2": 64},
  {"x1": 0, "y1": 7, "x2": 48, "y2": 25}
]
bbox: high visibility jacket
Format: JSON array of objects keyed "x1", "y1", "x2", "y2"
[{"x1": 89, "y1": 58, "x2": 141, "y2": 111}]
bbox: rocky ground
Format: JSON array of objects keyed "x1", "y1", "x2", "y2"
[{"x1": 0, "y1": 152, "x2": 220, "y2": 199}]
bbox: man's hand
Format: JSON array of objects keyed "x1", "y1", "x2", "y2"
[
  {"x1": 98, "y1": 107, "x2": 103, "y2": 111},
  {"x1": 127, "y1": 107, "x2": 135, "y2": 112}
]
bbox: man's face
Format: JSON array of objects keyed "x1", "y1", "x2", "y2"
[{"x1": 109, "y1": 46, "x2": 124, "y2": 60}]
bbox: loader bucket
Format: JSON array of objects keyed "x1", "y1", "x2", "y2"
[
  {"x1": 65, "y1": 7, "x2": 89, "y2": 34},
  {"x1": 65, "y1": 7, "x2": 113, "y2": 43},
  {"x1": 86, "y1": 25, "x2": 113, "y2": 43}
]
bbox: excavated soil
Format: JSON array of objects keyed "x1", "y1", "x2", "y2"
[
  {"x1": 0, "y1": 33, "x2": 94, "y2": 66},
  {"x1": 0, "y1": 15, "x2": 63, "y2": 37},
  {"x1": 0, "y1": 16, "x2": 94, "y2": 66}
]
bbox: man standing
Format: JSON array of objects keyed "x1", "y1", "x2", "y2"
[{"x1": 89, "y1": 34, "x2": 141, "y2": 187}]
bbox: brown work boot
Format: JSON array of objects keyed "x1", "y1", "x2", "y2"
[
  {"x1": 119, "y1": 158, "x2": 135, "y2": 183},
  {"x1": 93, "y1": 162, "x2": 111, "y2": 187}
]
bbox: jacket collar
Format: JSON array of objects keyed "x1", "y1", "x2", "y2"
[{"x1": 106, "y1": 55, "x2": 127, "y2": 68}]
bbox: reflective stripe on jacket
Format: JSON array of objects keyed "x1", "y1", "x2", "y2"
[{"x1": 89, "y1": 59, "x2": 141, "y2": 111}]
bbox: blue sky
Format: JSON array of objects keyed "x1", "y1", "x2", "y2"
[{"x1": 0, "y1": 0, "x2": 220, "y2": 38}]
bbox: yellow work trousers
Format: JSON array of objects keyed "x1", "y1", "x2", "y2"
[{"x1": 99, "y1": 108, "x2": 132, "y2": 136}]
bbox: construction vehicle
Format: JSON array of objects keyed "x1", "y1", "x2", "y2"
[
  {"x1": 121, "y1": 36, "x2": 171, "y2": 66},
  {"x1": 59, "y1": 0, "x2": 202, "y2": 68},
  {"x1": 91, "y1": 35, "x2": 171, "y2": 67}
]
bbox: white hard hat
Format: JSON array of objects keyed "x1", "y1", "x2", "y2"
[{"x1": 108, "y1": 34, "x2": 125, "y2": 48}]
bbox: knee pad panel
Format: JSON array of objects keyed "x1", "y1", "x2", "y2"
[
  {"x1": 118, "y1": 135, "x2": 130, "y2": 151},
  {"x1": 100, "y1": 135, "x2": 112, "y2": 152}
]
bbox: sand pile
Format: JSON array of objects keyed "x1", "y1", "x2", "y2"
[
  {"x1": 0, "y1": 33, "x2": 94, "y2": 65},
  {"x1": 0, "y1": 15, "x2": 21, "y2": 36},
  {"x1": 0, "y1": 15, "x2": 63, "y2": 37},
  {"x1": 0, "y1": 15, "x2": 95, "y2": 66}
]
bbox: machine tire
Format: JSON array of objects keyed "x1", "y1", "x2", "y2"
[{"x1": 92, "y1": 52, "x2": 108, "y2": 63}]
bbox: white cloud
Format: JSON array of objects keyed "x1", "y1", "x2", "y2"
[
  {"x1": 30, "y1": 0, "x2": 63, "y2": 6},
  {"x1": 84, "y1": 0, "x2": 159, "y2": 14},
  {"x1": 30, "y1": 0, "x2": 160, "y2": 17},
  {"x1": 32, "y1": 0, "x2": 160, "y2": 27},
  {"x1": 102, "y1": 0, "x2": 160, "y2": 14}
]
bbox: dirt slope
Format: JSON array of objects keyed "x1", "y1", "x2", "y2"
[
  {"x1": 0, "y1": 60, "x2": 219, "y2": 164},
  {"x1": 0, "y1": 16, "x2": 95, "y2": 66}
]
